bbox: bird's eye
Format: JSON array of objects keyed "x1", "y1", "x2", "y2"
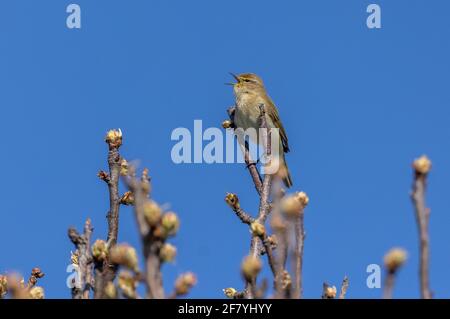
[{"x1": 244, "y1": 79, "x2": 251, "y2": 82}]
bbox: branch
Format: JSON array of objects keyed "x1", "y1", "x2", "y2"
[
  {"x1": 270, "y1": 183, "x2": 290, "y2": 299},
  {"x1": 124, "y1": 169, "x2": 165, "y2": 299},
  {"x1": 225, "y1": 193, "x2": 255, "y2": 224},
  {"x1": 260, "y1": 234, "x2": 277, "y2": 277},
  {"x1": 292, "y1": 212, "x2": 305, "y2": 299},
  {"x1": 93, "y1": 129, "x2": 124, "y2": 298},
  {"x1": 246, "y1": 105, "x2": 275, "y2": 297},
  {"x1": 411, "y1": 155, "x2": 432, "y2": 299},
  {"x1": 68, "y1": 218, "x2": 93, "y2": 299},
  {"x1": 226, "y1": 107, "x2": 263, "y2": 195},
  {"x1": 383, "y1": 272, "x2": 395, "y2": 299},
  {"x1": 322, "y1": 282, "x2": 337, "y2": 299},
  {"x1": 26, "y1": 267, "x2": 45, "y2": 290},
  {"x1": 104, "y1": 129, "x2": 123, "y2": 246},
  {"x1": 383, "y1": 248, "x2": 407, "y2": 299},
  {"x1": 339, "y1": 276, "x2": 349, "y2": 299}
]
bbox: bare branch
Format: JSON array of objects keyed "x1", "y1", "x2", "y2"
[
  {"x1": 225, "y1": 193, "x2": 255, "y2": 225},
  {"x1": 339, "y1": 276, "x2": 349, "y2": 299},
  {"x1": 383, "y1": 272, "x2": 395, "y2": 299},
  {"x1": 227, "y1": 106, "x2": 263, "y2": 195},
  {"x1": 68, "y1": 218, "x2": 93, "y2": 299},
  {"x1": 411, "y1": 155, "x2": 432, "y2": 299},
  {"x1": 124, "y1": 170, "x2": 165, "y2": 299},
  {"x1": 293, "y1": 212, "x2": 305, "y2": 299}
]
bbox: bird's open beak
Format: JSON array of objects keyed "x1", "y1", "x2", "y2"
[
  {"x1": 225, "y1": 72, "x2": 239, "y2": 86},
  {"x1": 229, "y1": 72, "x2": 240, "y2": 82}
]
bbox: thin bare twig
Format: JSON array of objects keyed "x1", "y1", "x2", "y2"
[
  {"x1": 124, "y1": 171, "x2": 165, "y2": 299},
  {"x1": 322, "y1": 282, "x2": 337, "y2": 299},
  {"x1": 383, "y1": 272, "x2": 395, "y2": 299},
  {"x1": 227, "y1": 106, "x2": 263, "y2": 195},
  {"x1": 93, "y1": 130, "x2": 123, "y2": 298},
  {"x1": 293, "y1": 212, "x2": 305, "y2": 299},
  {"x1": 106, "y1": 142, "x2": 122, "y2": 246},
  {"x1": 225, "y1": 193, "x2": 255, "y2": 225},
  {"x1": 339, "y1": 276, "x2": 349, "y2": 299},
  {"x1": 260, "y1": 234, "x2": 277, "y2": 276},
  {"x1": 411, "y1": 157, "x2": 432, "y2": 299},
  {"x1": 68, "y1": 218, "x2": 93, "y2": 299}
]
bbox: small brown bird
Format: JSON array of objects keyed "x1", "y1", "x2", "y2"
[{"x1": 230, "y1": 73, "x2": 293, "y2": 188}]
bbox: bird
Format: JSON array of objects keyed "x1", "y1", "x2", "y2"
[{"x1": 229, "y1": 73, "x2": 293, "y2": 188}]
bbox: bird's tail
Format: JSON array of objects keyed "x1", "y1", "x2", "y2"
[{"x1": 280, "y1": 154, "x2": 293, "y2": 188}]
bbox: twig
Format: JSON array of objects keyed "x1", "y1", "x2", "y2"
[
  {"x1": 383, "y1": 272, "x2": 395, "y2": 299},
  {"x1": 225, "y1": 193, "x2": 255, "y2": 225},
  {"x1": 339, "y1": 276, "x2": 349, "y2": 299},
  {"x1": 26, "y1": 268, "x2": 45, "y2": 290},
  {"x1": 227, "y1": 106, "x2": 263, "y2": 195},
  {"x1": 270, "y1": 182, "x2": 290, "y2": 299},
  {"x1": 124, "y1": 171, "x2": 165, "y2": 299},
  {"x1": 411, "y1": 156, "x2": 432, "y2": 299},
  {"x1": 225, "y1": 104, "x2": 275, "y2": 299},
  {"x1": 260, "y1": 234, "x2": 277, "y2": 276},
  {"x1": 244, "y1": 140, "x2": 263, "y2": 195},
  {"x1": 247, "y1": 105, "x2": 273, "y2": 298},
  {"x1": 322, "y1": 282, "x2": 337, "y2": 299},
  {"x1": 68, "y1": 219, "x2": 93, "y2": 299},
  {"x1": 234, "y1": 208, "x2": 255, "y2": 224},
  {"x1": 93, "y1": 129, "x2": 124, "y2": 298},
  {"x1": 105, "y1": 140, "x2": 122, "y2": 246},
  {"x1": 293, "y1": 212, "x2": 305, "y2": 299}
]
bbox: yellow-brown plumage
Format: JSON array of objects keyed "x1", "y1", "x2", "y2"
[{"x1": 231, "y1": 73, "x2": 293, "y2": 188}]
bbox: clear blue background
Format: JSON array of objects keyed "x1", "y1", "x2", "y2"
[{"x1": 1, "y1": 0, "x2": 449, "y2": 298}]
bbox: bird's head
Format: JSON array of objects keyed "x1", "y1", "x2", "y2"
[{"x1": 228, "y1": 73, "x2": 265, "y2": 96}]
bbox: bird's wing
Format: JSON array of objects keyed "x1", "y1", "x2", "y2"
[{"x1": 266, "y1": 96, "x2": 290, "y2": 153}]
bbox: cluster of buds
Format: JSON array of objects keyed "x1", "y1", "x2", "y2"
[
  {"x1": 266, "y1": 235, "x2": 278, "y2": 249},
  {"x1": 280, "y1": 270, "x2": 292, "y2": 291},
  {"x1": 4, "y1": 274, "x2": 27, "y2": 298},
  {"x1": 28, "y1": 267, "x2": 45, "y2": 287},
  {"x1": 91, "y1": 239, "x2": 108, "y2": 262},
  {"x1": 270, "y1": 213, "x2": 287, "y2": 232},
  {"x1": 0, "y1": 271, "x2": 45, "y2": 299},
  {"x1": 70, "y1": 250, "x2": 80, "y2": 266},
  {"x1": 104, "y1": 281, "x2": 118, "y2": 299},
  {"x1": 145, "y1": 206, "x2": 180, "y2": 240},
  {"x1": 105, "y1": 128, "x2": 123, "y2": 148},
  {"x1": 120, "y1": 159, "x2": 129, "y2": 176},
  {"x1": 161, "y1": 212, "x2": 180, "y2": 237},
  {"x1": 413, "y1": 155, "x2": 432, "y2": 175},
  {"x1": 29, "y1": 286, "x2": 45, "y2": 299},
  {"x1": 97, "y1": 170, "x2": 109, "y2": 182},
  {"x1": 250, "y1": 222, "x2": 266, "y2": 237},
  {"x1": 118, "y1": 271, "x2": 138, "y2": 299},
  {"x1": 322, "y1": 284, "x2": 337, "y2": 299},
  {"x1": 281, "y1": 191, "x2": 309, "y2": 217},
  {"x1": 241, "y1": 255, "x2": 262, "y2": 281},
  {"x1": 223, "y1": 287, "x2": 238, "y2": 299},
  {"x1": 120, "y1": 191, "x2": 134, "y2": 206},
  {"x1": 174, "y1": 272, "x2": 197, "y2": 296},
  {"x1": 159, "y1": 243, "x2": 177, "y2": 263},
  {"x1": 141, "y1": 168, "x2": 151, "y2": 194},
  {"x1": 0, "y1": 275, "x2": 7, "y2": 298},
  {"x1": 110, "y1": 244, "x2": 139, "y2": 272},
  {"x1": 222, "y1": 120, "x2": 233, "y2": 129},
  {"x1": 384, "y1": 248, "x2": 407, "y2": 274},
  {"x1": 225, "y1": 193, "x2": 240, "y2": 211},
  {"x1": 143, "y1": 200, "x2": 162, "y2": 227}
]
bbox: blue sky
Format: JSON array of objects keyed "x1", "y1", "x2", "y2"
[{"x1": 1, "y1": 0, "x2": 450, "y2": 298}]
